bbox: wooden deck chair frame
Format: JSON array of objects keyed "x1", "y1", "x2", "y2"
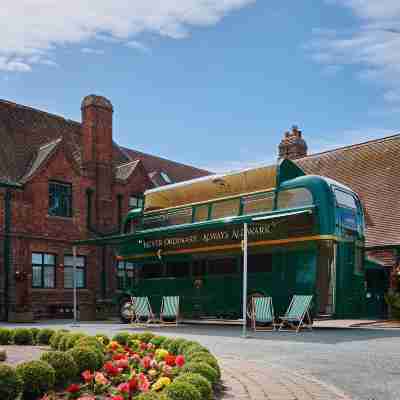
[
  {"x1": 251, "y1": 296, "x2": 276, "y2": 332},
  {"x1": 279, "y1": 295, "x2": 313, "y2": 333},
  {"x1": 131, "y1": 296, "x2": 157, "y2": 326},
  {"x1": 160, "y1": 296, "x2": 180, "y2": 326}
]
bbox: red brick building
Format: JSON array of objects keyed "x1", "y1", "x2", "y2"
[{"x1": 0, "y1": 95, "x2": 209, "y2": 321}]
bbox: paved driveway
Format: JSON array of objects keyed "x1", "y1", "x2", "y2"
[{"x1": 2, "y1": 321, "x2": 400, "y2": 400}]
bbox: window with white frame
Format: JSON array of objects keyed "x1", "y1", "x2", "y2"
[
  {"x1": 63, "y1": 255, "x2": 86, "y2": 288},
  {"x1": 160, "y1": 171, "x2": 172, "y2": 184},
  {"x1": 32, "y1": 253, "x2": 56, "y2": 288},
  {"x1": 129, "y1": 195, "x2": 144, "y2": 209}
]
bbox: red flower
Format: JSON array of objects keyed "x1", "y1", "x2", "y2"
[
  {"x1": 165, "y1": 355, "x2": 176, "y2": 367},
  {"x1": 139, "y1": 342, "x2": 147, "y2": 351},
  {"x1": 82, "y1": 370, "x2": 94, "y2": 382},
  {"x1": 175, "y1": 355, "x2": 185, "y2": 367},
  {"x1": 115, "y1": 358, "x2": 129, "y2": 369},
  {"x1": 104, "y1": 361, "x2": 122, "y2": 376},
  {"x1": 128, "y1": 377, "x2": 137, "y2": 391},
  {"x1": 112, "y1": 353, "x2": 127, "y2": 361},
  {"x1": 117, "y1": 382, "x2": 130, "y2": 394},
  {"x1": 66, "y1": 383, "x2": 81, "y2": 393},
  {"x1": 111, "y1": 396, "x2": 124, "y2": 400},
  {"x1": 141, "y1": 356, "x2": 151, "y2": 369}
]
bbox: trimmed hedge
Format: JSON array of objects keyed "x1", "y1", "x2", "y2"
[
  {"x1": 112, "y1": 331, "x2": 131, "y2": 346},
  {"x1": 50, "y1": 329, "x2": 69, "y2": 350},
  {"x1": 168, "y1": 338, "x2": 188, "y2": 355},
  {"x1": 0, "y1": 364, "x2": 23, "y2": 400},
  {"x1": 16, "y1": 360, "x2": 55, "y2": 399},
  {"x1": 74, "y1": 336, "x2": 105, "y2": 352},
  {"x1": 66, "y1": 346, "x2": 103, "y2": 374},
  {"x1": 13, "y1": 328, "x2": 33, "y2": 345},
  {"x1": 36, "y1": 328, "x2": 55, "y2": 345},
  {"x1": 65, "y1": 332, "x2": 87, "y2": 349},
  {"x1": 164, "y1": 380, "x2": 201, "y2": 400},
  {"x1": 150, "y1": 335, "x2": 167, "y2": 347},
  {"x1": 181, "y1": 362, "x2": 219, "y2": 385},
  {"x1": 40, "y1": 350, "x2": 78, "y2": 386},
  {"x1": 30, "y1": 328, "x2": 40, "y2": 343},
  {"x1": 186, "y1": 352, "x2": 221, "y2": 378},
  {"x1": 137, "y1": 331, "x2": 156, "y2": 343},
  {"x1": 174, "y1": 372, "x2": 213, "y2": 400},
  {"x1": 0, "y1": 328, "x2": 12, "y2": 345}
]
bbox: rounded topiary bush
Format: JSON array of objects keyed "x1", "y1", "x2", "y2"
[
  {"x1": 186, "y1": 353, "x2": 220, "y2": 378},
  {"x1": 50, "y1": 329, "x2": 69, "y2": 350},
  {"x1": 12, "y1": 328, "x2": 33, "y2": 345},
  {"x1": 36, "y1": 328, "x2": 55, "y2": 345},
  {"x1": 161, "y1": 337, "x2": 175, "y2": 350},
  {"x1": 65, "y1": 332, "x2": 87, "y2": 349},
  {"x1": 136, "y1": 392, "x2": 165, "y2": 400},
  {"x1": 66, "y1": 346, "x2": 103, "y2": 374},
  {"x1": 58, "y1": 332, "x2": 72, "y2": 351},
  {"x1": 178, "y1": 340, "x2": 199, "y2": 354},
  {"x1": 112, "y1": 331, "x2": 131, "y2": 346},
  {"x1": 0, "y1": 328, "x2": 12, "y2": 345},
  {"x1": 0, "y1": 364, "x2": 23, "y2": 400},
  {"x1": 95, "y1": 333, "x2": 110, "y2": 345},
  {"x1": 174, "y1": 373, "x2": 213, "y2": 400},
  {"x1": 74, "y1": 336, "x2": 105, "y2": 352},
  {"x1": 150, "y1": 335, "x2": 167, "y2": 347},
  {"x1": 181, "y1": 362, "x2": 219, "y2": 385},
  {"x1": 40, "y1": 350, "x2": 78, "y2": 386},
  {"x1": 138, "y1": 331, "x2": 156, "y2": 343},
  {"x1": 30, "y1": 328, "x2": 40, "y2": 343},
  {"x1": 16, "y1": 360, "x2": 55, "y2": 399},
  {"x1": 164, "y1": 380, "x2": 201, "y2": 400},
  {"x1": 168, "y1": 338, "x2": 187, "y2": 355}
]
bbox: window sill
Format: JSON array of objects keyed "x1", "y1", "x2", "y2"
[{"x1": 47, "y1": 215, "x2": 73, "y2": 221}]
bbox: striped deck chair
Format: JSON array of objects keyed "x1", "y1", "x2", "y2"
[
  {"x1": 279, "y1": 295, "x2": 313, "y2": 332},
  {"x1": 160, "y1": 296, "x2": 180, "y2": 326},
  {"x1": 251, "y1": 297, "x2": 276, "y2": 331},
  {"x1": 131, "y1": 296, "x2": 157, "y2": 325}
]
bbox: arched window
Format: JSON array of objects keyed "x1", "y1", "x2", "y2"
[{"x1": 277, "y1": 188, "x2": 313, "y2": 210}]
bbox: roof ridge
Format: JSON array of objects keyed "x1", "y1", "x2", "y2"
[
  {"x1": 122, "y1": 146, "x2": 210, "y2": 173},
  {"x1": 38, "y1": 137, "x2": 63, "y2": 151},
  {"x1": 298, "y1": 132, "x2": 400, "y2": 161},
  {"x1": 0, "y1": 98, "x2": 81, "y2": 127},
  {"x1": 115, "y1": 159, "x2": 140, "y2": 169}
]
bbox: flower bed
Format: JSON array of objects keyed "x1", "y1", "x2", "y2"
[{"x1": 0, "y1": 328, "x2": 220, "y2": 400}]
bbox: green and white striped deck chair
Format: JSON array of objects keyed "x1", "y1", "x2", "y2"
[
  {"x1": 160, "y1": 296, "x2": 180, "y2": 326},
  {"x1": 251, "y1": 296, "x2": 275, "y2": 331},
  {"x1": 131, "y1": 296, "x2": 156, "y2": 325},
  {"x1": 279, "y1": 295, "x2": 313, "y2": 332}
]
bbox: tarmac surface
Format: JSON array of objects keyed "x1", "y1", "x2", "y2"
[{"x1": 2, "y1": 320, "x2": 400, "y2": 400}]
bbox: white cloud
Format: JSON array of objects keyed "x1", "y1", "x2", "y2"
[
  {"x1": 125, "y1": 41, "x2": 151, "y2": 54},
  {"x1": 309, "y1": 1, "x2": 400, "y2": 103},
  {"x1": 0, "y1": 0, "x2": 255, "y2": 72},
  {"x1": 81, "y1": 48, "x2": 105, "y2": 55}
]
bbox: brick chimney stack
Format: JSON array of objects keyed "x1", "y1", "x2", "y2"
[
  {"x1": 81, "y1": 95, "x2": 114, "y2": 231},
  {"x1": 278, "y1": 125, "x2": 308, "y2": 160}
]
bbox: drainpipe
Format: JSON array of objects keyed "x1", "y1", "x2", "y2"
[{"x1": 1, "y1": 181, "x2": 22, "y2": 321}]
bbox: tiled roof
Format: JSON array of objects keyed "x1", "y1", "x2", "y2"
[
  {"x1": 0, "y1": 99, "x2": 209, "y2": 185},
  {"x1": 296, "y1": 134, "x2": 400, "y2": 248}
]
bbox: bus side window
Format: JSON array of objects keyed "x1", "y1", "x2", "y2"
[
  {"x1": 141, "y1": 263, "x2": 164, "y2": 279},
  {"x1": 194, "y1": 205, "x2": 209, "y2": 222},
  {"x1": 165, "y1": 262, "x2": 190, "y2": 278},
  {"x1": 242, "y1": 193, "x2": 274, "y2": 215},
  {"x1": 211, "y1": 199, "x2": 240, "y2": 220},
  {"x1": 277, "y1": 188, "x2": 313, "y2": 210}
]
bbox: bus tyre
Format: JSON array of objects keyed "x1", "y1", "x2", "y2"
[{"x1": 119, "y1": 298, "x2": 134, "y2": 324}]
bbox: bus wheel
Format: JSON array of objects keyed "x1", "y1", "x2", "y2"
[
  {"x1": 119, "y1": 298, "x2": 134, "y2": 324},
  {"x1": 246, "y1": 292, "x2": 265, "y2": 325}
]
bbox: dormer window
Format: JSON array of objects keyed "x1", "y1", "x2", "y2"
[
  {"x1": 129, "y1": 195, "x2": 144, "y2": 209},
  {"x1": 49, "y1": 181, "x2": 72, "y2": 217},
  {"x1": 160, "y1": 171, "x2": 172, "y2": 184}
]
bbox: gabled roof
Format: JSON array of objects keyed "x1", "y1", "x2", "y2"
[
  {"x1": 295, "y1": 134, "x2": 400, "y2": 248},
  {"x1": 0, "y1": 99, "x2": 209, "y2": 185}
]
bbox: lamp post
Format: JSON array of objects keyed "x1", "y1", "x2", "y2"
[{"x1": 242, "y1": 222, "x2": 248, "y2": 338}]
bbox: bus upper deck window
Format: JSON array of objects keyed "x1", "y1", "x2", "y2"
[
  {"x1": 194, "y1": 205, "x2": 209, "y2": 222},
  {"x1": 334, "y1": 189, "x2": 357, "y2": 209},
  {"x1": 242, "y1": 192, "x2": 274, "y2": 215},
  {"x1": 166, "y1": 208, "x2": 192, "y2": 226},
  {"x1": 211, "y1": 199, "x2": 240, "y2": 220},
  {"x1": 277, "y1": 188, "x2": 313, "y2": 210}
]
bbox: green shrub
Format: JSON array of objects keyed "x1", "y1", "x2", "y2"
[
  {"x1": 186, "y1": 353, "x2": 220, "y2": 378},
  {"x1": 168, "y1": 338, "x2": 187, "y2": 355},
  {"x1": 112, "y1": 331, "x2": 131, "y2": 346},
  {"x1": 95, "y1": 333, "x2": 110, "y2": 345},
  {"x1": 0, "y1": 328, "x2": 12, "y2": 345},
  {"x1": 66, "y1": 346, "x2": 103, "y2": 374},
  {"x1": 178, "y1": 340, "x2": 199, "y2": 354},
  {"x1": 150, "y1": 335, "x2": 167, "y2": 347},
  {"x1": 65, "y1": 332, "x2": 87, "y2": 349},
  {"x1": 40, "y1": 350, "x2": 78, "y2": 386},
  {"x1": 74, "y1": 336, "x2": 105, "y2": 352},
  {"x1": 30, "y1": 328, "x2": 40, "y2": 343},
  {"x1": 136, "y1": 392, "x2": 165, "y2": 400},
  {"x1": 36, "y1": 328, "x2": 55, "y2": 345},
  {"x1": 161, "y1": 337, "x2": 175, "y2": 350},
  {"x1": 0, "y1": 364, "x2": 23, "y2": 400},
  {"x1": 181, "y1": 343, "x2": 209, "y2": 357},
  {"x1": 138, "y1": 331, "x2": 156, "y2": 343},
  {"x1": 16, "y1": 360, "x2": 55, "y2": 399},
  {"x1": 12, "y1": 328, "x2": 33, "y2": 345},
  {"x1": 181, "y1": 362, "x2": 219, "y2": 385},
  {"x1": 174, "y1": 373, "x2": 213, "y2": 400},
  {"x1": 164, "y1": 380, "x2": 201, "y2": 400},
  {"x1": 50, "y1": 329, "x2": 69, "y2": 349},
  {"x1": 58, "y1": 333, "x2": 72, "y2": 351}
]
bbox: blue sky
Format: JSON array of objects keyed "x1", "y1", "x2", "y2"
[{"x1": 1, "y1": 1, "x2": 400, "y2": 172}]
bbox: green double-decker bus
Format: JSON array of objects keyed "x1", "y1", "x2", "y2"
[{"x1": 114, "y1": 159, "x2": 366, "y2": 322}]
